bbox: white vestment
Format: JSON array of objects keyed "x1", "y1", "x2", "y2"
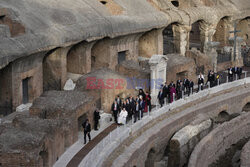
[{"x1": 118, "y1": 110, "x2": 128, "y2": 125}]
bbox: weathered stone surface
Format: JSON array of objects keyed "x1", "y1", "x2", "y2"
[
  {"x1": 241, "y1": 140, "x2": 250, "y2": 167},
  {"x1": 168, "y1": 119, "x2": 212, "y2": 167},
  {"x1": 188, "y1": 112, "x2": 250, "y2": 167},
  {"x1": 0, "y1": 113, "x2": 65, "y2": 167}
]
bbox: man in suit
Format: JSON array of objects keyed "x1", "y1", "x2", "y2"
[
  {"x1": 158, "y1": 89, "x2": 164, "y2": 107},
  {"x1": 93, "y1": 110, "x2": 100, "y2": 130},
  {"x1": 82, "y1": 119, "x2": 91, "y2": 144},
  {"x1": 237, "y1": 67, "x2": 243, "y2": 79},
  {"x1": 183, "y1": 78, "x2": 190, "y2": 94},
  {"x1": 189, "y1": 79, "x2": 194, "y2": 96},
  {"x1": 116, "y1": 95, "x2": 122, "y2": 107},
  {"x1": 139, "y1": 96, "x2": 145, "y2": 119},
  {"x1": 162, "y1": 82, "x2": 169, "y2": 105},
  {"x1": 111, "y1": 101, "x2": 120, "y2": 124},
  {"x1": 134, "y1": 101, "x2": 140, "y2": 123}
]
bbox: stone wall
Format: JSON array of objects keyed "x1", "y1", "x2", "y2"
[
  {"x1": 11, "y1": 53, "x2": 44, "y2": 111},
  {"x1": 92, "y1": 79, "x2": 250, "y2": 167},
  {"x1": 188, "y1": 112, "x2": 250, "y2": 167},
  {"x1": 0, "y1": 63, "x2": 12, "y2": 116},
  {"x1": 241, "y1": 140, "x2": 250, "y2": 167}
]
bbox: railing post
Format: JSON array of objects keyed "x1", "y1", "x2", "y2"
[
  {"x1": 199, "y1": 85, "x2": 201, "y2": 92},
  {"x1": 208, "y1": 82, "x2": 210, "y2": 89},
  {"x1": 191, "y1": 87, "x2": 193, "y2": 95},
  {"x1": 226, "y1": 76, "x2": 229, "y2": 83},
  {"x1": 173, "y1": 93, "x2": 175, "y2": 102},
  {"x1": 182, "y1": 90, "x2": 184, "y2": 99},
  {"x1": 148, "y1": 106, "x2": 150, "y2": 116},
  {"x1": 236, "y1": 74, "x2": 238, "y2": 80},
  {"x1": 245, "y1": 71, "x2": 247, "y2": 78},
  {"x1": 217, "y1": 79, "x2": 220, "y2": 86}
]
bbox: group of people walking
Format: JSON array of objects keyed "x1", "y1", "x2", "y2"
[
  {"x1": 228, "y1": 66, "x2": 243, "y2": 82},
  {"x1": 111, "y1": 90, "x2": 151, "y2": 125},
  {"x1": 158, "y1": 78, "x2": 195, "y2": 107}
]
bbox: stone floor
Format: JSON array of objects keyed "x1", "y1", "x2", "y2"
[{"x1": 53, "y1": 120, "x2": 115, "y2": 167}]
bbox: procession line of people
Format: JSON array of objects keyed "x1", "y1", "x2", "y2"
[{"x1": 111, "y1": 90, "x2": 151, "y2": 125}]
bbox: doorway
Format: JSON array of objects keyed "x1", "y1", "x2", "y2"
[{"x1": 22, "y1": 78, "x2": 29, "y2": 104}]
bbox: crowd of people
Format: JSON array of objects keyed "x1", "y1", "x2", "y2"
[
  {"x1": 157, "y1": 78, "x2": 195, "y2": 107},
  {"x1": 157, "y1": 66, "x2": 244, "y2": 107},
  {"x1": 228, "y1": 66, "x2": 243, "y2": 82},
  {"x1": 82, "y1": 66, "x2": 244, "y2": 144},
  {"x1": 111, "y1": 90, "x2": 152, "y2": 125}
]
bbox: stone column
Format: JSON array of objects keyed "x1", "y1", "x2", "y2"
[
  {"x1": 173, "y1": 25, "x2": 190, "y2": 56},
  {"x1": 206, "y1": 42, "x2": 220, "y2": 72},
  {"x1": 149, "y1": 55, "x2": 168, "y2": 105},
  {"x1": 200, "y1": 23, "x2": 216, "y2": 54}
]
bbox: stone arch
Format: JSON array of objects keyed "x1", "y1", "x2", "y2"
[
  {"x1": 241, "y1": 96, "x2": 250, "y2": 112},
  {"x1": 43, "y1": 47, "x2": 70, "y2": 91},
  {"x1": 189, "y1": 20, "x2": 202, "y2": 51},
  {"x1": 237, "y1": 16, "x2": 250, "y2": 45},
  {"x1": 39, "y1": 150, "x2": 48, "y2": 167},
  {"x1": 145, "y1": 148, "x2": 156, "y2": 167},
  {"x1": 163, "y1": 22, "x2": 182, "y2": 55},
  {"x1": 139, "y1": 28, "x2": 163, "y2": 58},
  {"x1": 91, "y1": 37, "x2": 111, "y2": 71},
  {"x1": 213, "y1": 16, "x2": 232, "y2": 47},
  {"x1": 67, "y1": 41, "x2": 94, "y2": 75}
]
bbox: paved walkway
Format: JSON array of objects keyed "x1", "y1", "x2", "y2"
[{"x1": 66, "y1": 123, "x2": 117, "y2": 167}]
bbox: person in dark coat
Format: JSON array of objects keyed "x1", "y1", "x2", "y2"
[
  {"x1": 134, "y1": 101, "x2": 140, "y2": 123},
  {"x1": 162, "y1": 82, "x2": 169, "y2": 104},
  {"x1": 111, "y1": 101, "x2": 120, "y2": 124},
  {"x1": 158, "y1": 89, "x2": 165, "y2": 107},
  {"x1": 93, "y1": 110, "x2": 100, "y2": 130},
  {"x1": 139, "y1": 96, "x2": 145, "y2": 119},
  {"x1": 237, "y1": 67, "x2": 243, "y2": 79},
  {"x1": 189, "y1": 79, "x2": 194, "y2": 96},
  {"x1": 138, "y1": 89, "x2": 146, "y2": 100},
  {"x1": 82, "y1": 119, "x2": 91, "y2": 144},
  {"x1": 116, "y1": 95, "x2": 122, "y2": 107},
  {"x1": 145, "y1": 91, "x2": 152, "y2": 112},
  {"x1": 126, "y1": 99, "x2": 132, "y2": 121},
  {"x1": 183, "y1": 78, "x2": 190, "y2": 94}
]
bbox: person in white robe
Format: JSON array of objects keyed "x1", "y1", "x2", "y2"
[{"x1": 118, "y1": 108, "x2": 128, "y2": 125}]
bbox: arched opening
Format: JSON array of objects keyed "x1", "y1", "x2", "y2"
[
  {"x1": 214, "y1": 111, "x2": 230, "y2": 123},
  {"x1": 0, "y1": 64, "x2": 13, "y2": 116},
  {"x1": 100, "y1": 1, "x2": 107, "y2": 5},
  {"x1": 163, "y1": 23, "x2": 180, "y2": 55},
  {"x1": 91, "y1": 38, "x2": 111, "y2": 71},
  {"x1": 171, "y1": 1, "x2": 179, "y2": 7},
  {"x1": 43, "y1": 48, "x2": 64, "y2": 91},
  {"x1": 67, "y1": 42, "x2": 89, "y2": 75},
  {"x1": 213, "y1": 17, "x2": 231, "y2": 47},
  {"x1": 237, "y1": 17, "x2": 250, "y2": 66},
  {"x1": 145, "y1": 148, "x2": 156, "y2": 167},
  {"x1": 189, "y1": 21, "x2": 202, "y2": 51},
  {"x1": 242, "y1": 102, "x2": 250, "y2": 112},
  {"x1": 213, "y1": 17, "x2": 233, "y2": 64},
  {"x1": 139, "y1": 29, "x2": 163, "y2": 58},
  {"x1": 39, "y1": 150, "x2": 48, "y2": 167}
]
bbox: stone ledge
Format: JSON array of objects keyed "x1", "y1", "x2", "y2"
[{"x1": 188, "y1": 112, "x2": 250, "y2": 167}]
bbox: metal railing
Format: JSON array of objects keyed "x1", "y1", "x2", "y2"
[{"x1": 78, "y1": 71, "x2": 250, "y2": 167}]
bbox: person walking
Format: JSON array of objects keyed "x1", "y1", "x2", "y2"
[
  {"x1": 82, "y1": 119, "x2": 91, "y2": 144},
  {"x1": 93, "y1": 110, "x2": 100, "y2": 130}
]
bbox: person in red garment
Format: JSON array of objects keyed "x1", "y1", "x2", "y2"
[
  {"x1": 144, "y1": 91, "x2": 151, "y2": 113},
  {"x1": 170, "y1": 85, "x2": 176, "y2": 103}
]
